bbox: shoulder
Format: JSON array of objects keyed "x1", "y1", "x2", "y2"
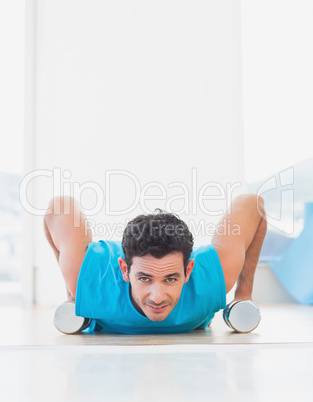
[
  {"x1": 92, "y1": 240, "x2": 124, "y2": 257},
  {"x1": 191, "y1": 244, "x2": 216, "y2": 260}
]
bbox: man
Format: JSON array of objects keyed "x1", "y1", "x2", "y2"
[{"x1": 44, "y1": 194, "x2": 267, "y2": 334}]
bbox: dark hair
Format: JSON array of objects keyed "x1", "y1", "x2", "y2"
[{"x1": 122, "y1": 209, "x2": 194, "y2": 276}]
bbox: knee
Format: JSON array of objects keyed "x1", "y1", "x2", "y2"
[
  {"x1": 234, "y1": 193, "x2": 266, "y2": 217},
  {"x1": 247, "y1": 193, "x2": 265, "y2": 208},
  {"x1": 44, "y1": 196, "x2": 79, "y2": 224}
]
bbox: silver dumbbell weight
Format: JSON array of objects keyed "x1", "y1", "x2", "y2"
[
  {"x1": 223, "y1": 300, "x2": 261, "y2": 333},
  {"x1": 53, "y1": 301, "x2": 92, "y2": 334}
]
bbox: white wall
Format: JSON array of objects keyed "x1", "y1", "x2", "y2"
[
  {"x1": 23, "y1": 0, "x2": 246, "y2": 305},
  {"x1": 0, "y1": 0, "x2": 25, "y2": 173},
  {"x1": 242, "y1": 0, "x2": 313, "y2": 183}
]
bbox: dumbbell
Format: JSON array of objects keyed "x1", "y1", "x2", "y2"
[
  {"x1": 53, "y1": 301, "x2": 92, "y2": 334},
  {"x1": 223, "y1": 300, "x2": 261, "y2": 333}
]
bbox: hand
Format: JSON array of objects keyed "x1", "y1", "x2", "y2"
[{"x1": 234, "y1": 286, "x2": 252, "y2": 302}]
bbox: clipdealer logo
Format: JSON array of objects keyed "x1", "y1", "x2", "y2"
[{"x1": 19, "y1": 166, "x2": 295, "y2": 238}]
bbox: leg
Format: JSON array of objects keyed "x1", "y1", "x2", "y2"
[
  {"x1": 211, "y1": 194, "x2": 267, "y2": 298},
  {"x1": 44, "y1": 196, "x2": 92, "y2": 300}
]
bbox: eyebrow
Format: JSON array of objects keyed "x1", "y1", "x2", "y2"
[{"x1": 135, "y1": 271, "x2": 181, "y2": 279}]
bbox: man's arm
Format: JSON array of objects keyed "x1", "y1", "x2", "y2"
[
  {"x1": 44, "y1": 196, "x2": 92, "y2": 300},
  {"x1": 211, "y1": 194, "x2": 267, "y2": 299},
  {"x1": 234, "y1": 215, "x2": 267, "y2": 300}
]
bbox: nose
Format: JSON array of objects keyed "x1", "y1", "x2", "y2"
[{"x1": 150, "y1": 284, "x2": 167, "y2": 305}]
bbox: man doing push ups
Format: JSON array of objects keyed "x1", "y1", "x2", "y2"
[{"x1": 44, "y1": 194, "x2": 267, "y2": 334}]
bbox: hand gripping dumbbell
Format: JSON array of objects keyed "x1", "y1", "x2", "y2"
[
  {"x1": 223, "y1": 300, "x2": 261, "y2": 333},
  {"x1": 53, "y1": 301, "x2": 92, "y2": 334}
]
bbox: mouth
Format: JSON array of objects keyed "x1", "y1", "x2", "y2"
[{"x1": 147, "y1": 305, "x2": 168, "y2": 312}]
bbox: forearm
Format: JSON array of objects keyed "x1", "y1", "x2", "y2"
[{"x1": 234, "y1": 216, "x2": 267, "y2": 300}]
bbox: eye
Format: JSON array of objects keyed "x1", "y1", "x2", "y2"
[
  {"x1": 166, "y1": 278, "x2": 177, "y2": 283},
  {"x1": 139, "y1": 277, "x2": 150, "y2": 282}
]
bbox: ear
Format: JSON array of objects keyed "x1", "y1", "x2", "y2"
[
  {"x1": 118, "y1": 257, "x2": 130, "y2": 282},
  {"x1": 184, "y1": 259, "x2": 195, "y2": 283}
]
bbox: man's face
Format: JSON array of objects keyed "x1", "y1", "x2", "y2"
[{"x1": 118, "y1": 252, "x2": 194, "y2": 322}]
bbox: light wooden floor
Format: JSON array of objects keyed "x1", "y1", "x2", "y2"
[{"x1": 1, "y1": 303, "x2": 313, "y2": 401}]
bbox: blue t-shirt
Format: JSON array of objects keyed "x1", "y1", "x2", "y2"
[{"x1": 75, "y1": 240, "x2": 226, "y2": 334}]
